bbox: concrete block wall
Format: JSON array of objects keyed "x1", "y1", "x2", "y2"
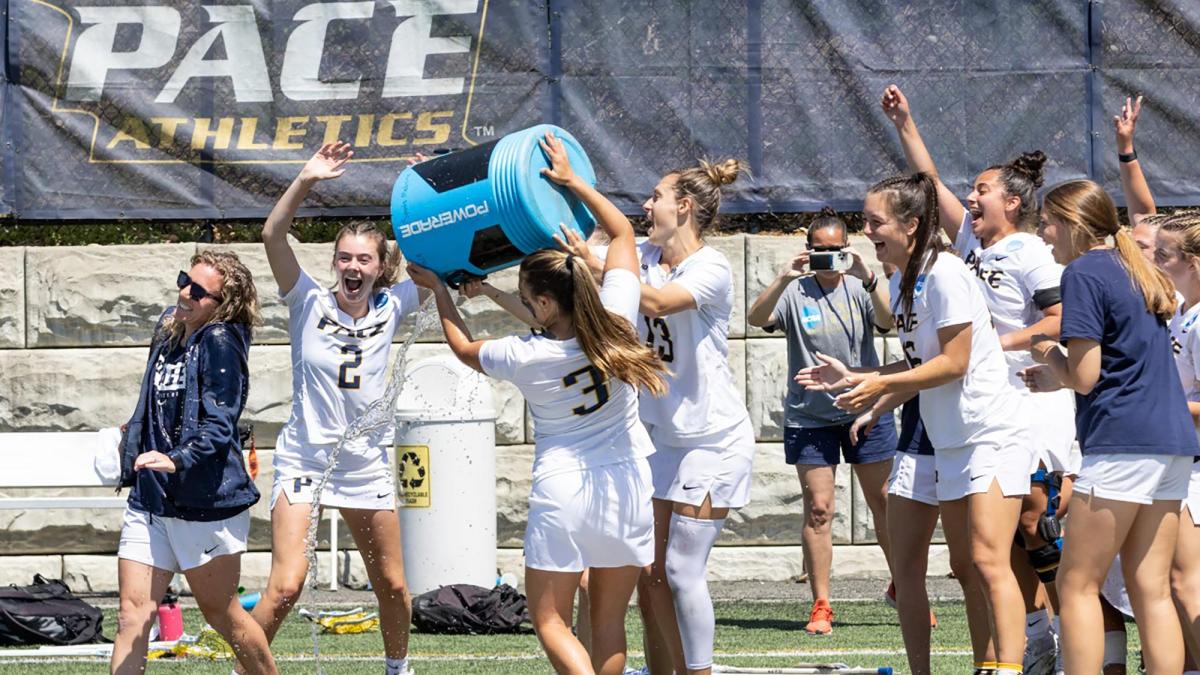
[{"x1": 0, "y1": 236, "x2": 948, "y2": 590}]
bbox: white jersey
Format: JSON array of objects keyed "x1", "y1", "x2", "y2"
[
  {"x1": 1169, "y1": 301, "x2": 1200, "y2": 444},
  {"x1": 890, "y1": 251, "x2": 1025, "y2": 450},
  {"x1": 954, "y1": 212, "x2": 1075, "y2": 450},
  {"x1": 478, "y1": 268, "x2": 654, "y2": 480},
  {"x1": 276, "y1": 269, "x2": 420, "y2": 452},
  {"x1": 637, "y1": 242, "x2": 750, "y2": 446}
]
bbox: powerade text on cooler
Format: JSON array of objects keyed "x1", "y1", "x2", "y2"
[{"x1": 390, "y1": 124, "x2": 597, "y2": 286}]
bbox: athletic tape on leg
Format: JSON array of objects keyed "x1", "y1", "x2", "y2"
[{"x1": 665, "y1": 513, "x2": 724, "y2": 671}]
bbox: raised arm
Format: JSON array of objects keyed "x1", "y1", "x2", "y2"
[
  {"x1": 406, "y1": 264, "x2": 486, "y2": 373},
  {"x1": 1115, "y1": 95, "x2": 1156, "y2": 224},
  {"x1": 263, "y1": 142, "x2": 352, "y2": 295},
  {"x1": 746, "y1": 251, "x2": 808, "y2": 328},
  {"x1": 881, "y1": 85, "x2": 965, "y2": 241},
  {"x1": 460, "y1": 278, "x2": 541, "y2": 328},
  {"x1": 539, "y1": 132, "x2": 639, "y2": 278}
]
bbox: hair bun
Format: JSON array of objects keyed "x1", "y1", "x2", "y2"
[
  {"x1": 1009, "y1": 150, "x2": 1047, "y2": 188},
  {"x1": 818, "y1": 205, "x2": 837, "y2": 218},
  {"x1": 700, "y1": 158, "x2": 747, "y2": 187}
]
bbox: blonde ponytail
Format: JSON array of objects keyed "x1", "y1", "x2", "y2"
[
  {"x1": 1043, "y1": 180, "x2": 1176, "y2": 320},
  {"x1": 519, "y1": 250, "x2": 667, "y2": 395}
]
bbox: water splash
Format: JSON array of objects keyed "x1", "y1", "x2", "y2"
[{"x1": 298, "y1": 295, "x2": 440, "y2": 673}]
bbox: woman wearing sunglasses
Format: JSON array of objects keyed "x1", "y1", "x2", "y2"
[
  {"x1": 111, "y1": 251, "x2": 272, "y2": 675},
  {"x1": 247, "y1": 143, "x2": 428, "y2": 675}
]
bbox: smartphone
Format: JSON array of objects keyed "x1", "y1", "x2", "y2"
[{"x1": 809, "y1": 251, "x2": 851, "y2": 272}]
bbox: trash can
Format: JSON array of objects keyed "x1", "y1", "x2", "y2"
[
  {"x1": 393, "y1": 354, "x2": 497, "y2": 595},
  {"x1": 390, "y1": 123, "x2": 597, "y2": 286}
]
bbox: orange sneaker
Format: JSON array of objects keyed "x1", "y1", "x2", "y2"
[
  {"x1": 885, "y1": 581, "x2": 938, "y2": 628},
  {"x1": 804, "y1": 598, "x2": 834, "y2": 635}
]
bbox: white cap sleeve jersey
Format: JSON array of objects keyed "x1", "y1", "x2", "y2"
[
  {"x1": 889, "y1": 251, "x2": 1026, "y2": 450},
  {"x1": 954, "y1": 210, "x2": 1063, "y2": 339},
  {"x1": 276, "y1": 269, "x2": 420, "y2": 449},
  {"x1": 477, "y1": 268, "x2": 652, "y2": 480},
  {"x1": 636, "y1": 242, "x2": 750, "y2": 446}
]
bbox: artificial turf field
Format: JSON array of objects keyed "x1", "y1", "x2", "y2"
[{"x1": 0, "y1": 597, "x2": 1144, "y2": 674}]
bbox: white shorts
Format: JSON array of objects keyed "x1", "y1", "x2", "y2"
[
  {"x1": 934, "y1": 443, "x2": 1034, "y2": 502},
  {"x1": 888, "y1": 452, "x2": 938, "y2": 507},
  {"x1": 270, "y1": 470, "x2": 395, "y2": 511},
  {"x1": 524, "y1": 458, "x2": 655, "y2": 573},
  {"x1": 1073, "y1": 454, "x2": 1192, "y2": 505},
  {"x1": 1186, "y1": 463, "x2": 1200, "y2": 526},
  {"x1": 117, "y1": 507, "x2": 249, "y2": 573},
  {"x1": 646, "y1": 419, "x2": 754, "y2": 508},
  {"x1": 1026, "y1": 388, "x2": 1080, "y2": 475},
  {"x1": 271, "y1": 441, "x2": 395, "y2": 511}
]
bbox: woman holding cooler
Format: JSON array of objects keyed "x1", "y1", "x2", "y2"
[{"x1": 408, "y1": 132, "x2": 667, "y2": 675}]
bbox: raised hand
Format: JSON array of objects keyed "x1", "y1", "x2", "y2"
[
  {"x1": 1114, "y1": 95, "x2": 1144, "y2": 154},
  {"x1": 405, "y1": 262, "x2": 445, "y2": 292},
  {"x1": 779, "y1": 251, "x2": 810, "y2": 280},
  {"x1": 406, "y1": 152, "x2": 431, "y2": 167},
  {"x1": 538, "y1": 132, "x2": 576, "y2": 186},
  {"x1": 553, "y1": 224, "x2": 604, "y2": 280},
  {"x1": 881, "y1": 85, "x2": 910, "y2": 127},
  {"x1": 299, "y1": 142, "x2": 353, "y2": 182},
  {"x1": 794, "y1": 352, "x2": 861, "y2": 393},
  {"x1": 458, "y1": 277, "x2": 491, "y2": 299},
  {"x1": 844, "y1": 248, "x2": 875, "y2": 283}
]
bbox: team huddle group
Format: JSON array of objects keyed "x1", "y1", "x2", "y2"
[{"x1": 104, "y1": 84, "x2": 1200, "y2": 675}]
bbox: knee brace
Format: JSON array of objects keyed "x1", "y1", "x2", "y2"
[
  {"x1": 1028, "y1": 543, "x2": 1062, "y2": 583},
  {"x1": 665, "y1": 513, "x2": 724, "y2": 671}
]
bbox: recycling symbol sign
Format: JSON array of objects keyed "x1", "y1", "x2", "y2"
[{"x1": 397, "y1": 445, "x2": 431, "y2": 508}]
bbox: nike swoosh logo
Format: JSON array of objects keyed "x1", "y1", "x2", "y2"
[
  {"x1": 204, "y1": 544, "x2": 219, "y2": 555},
  {"x1": 376, "y1": 493, "x2": 390, "y2": 499},
  {"x1": 969, "y1": 474, "x2": 987, "y2": 482},
  {"x1": 682, "y1": 483, "x2": 703, "y2": 490},
  {"x1": 992, "y1": 255, "x2": 1008, "y2": 261}
]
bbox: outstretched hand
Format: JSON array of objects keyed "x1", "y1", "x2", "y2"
[
  {"x1": 793, "y1": 352, "x2": 861, "y2": 393},
  {"x1": 299, "y1": 142, "x2": 353, "y2": 182},
  {"x1": 880, "y1": 85, "x2": 910, "y2": 126},
  {"x1": 539, "y1": 133, "x2": 576, "y2": 186}
]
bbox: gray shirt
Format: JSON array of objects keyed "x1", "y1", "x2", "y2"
[{"x1": 767, "y1": 275, "x2": 885, "y2": 428}]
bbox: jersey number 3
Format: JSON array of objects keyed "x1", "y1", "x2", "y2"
[
  {"x1": 338, "y1": 345, "x2": 363, "y2": 389},
  {"x1": 643, "y1": 316, "x2": 675, "y2": 362},
  {"x1": 563, "y1": 365, "x2": 609, "y2": 416}
]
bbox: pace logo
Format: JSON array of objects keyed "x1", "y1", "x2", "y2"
[{"x1": 26, "y1": 0, "x2": 495, "y2": 164}]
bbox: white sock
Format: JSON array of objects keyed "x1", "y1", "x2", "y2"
[
  {"x1": 1103, "y1": 631, "x2": 1126, "y2": 667},
  {"x1": 1025, "y1": 608, "x2": 1050, "y2": 638},
  {"x1": 385, "y1": 656, "x2": 409, "y2": 675},
  {"x1": 664, "y1": 513, "x2": 724, "y2": 671}
]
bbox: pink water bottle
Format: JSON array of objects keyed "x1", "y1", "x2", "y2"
[{"x1": 156, "y1": 591, "x2": 183, "y2": 641}]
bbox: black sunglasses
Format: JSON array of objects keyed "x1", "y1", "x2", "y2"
[{"x1": 177, "y1": 270, "x2": 222, "y2": 303}]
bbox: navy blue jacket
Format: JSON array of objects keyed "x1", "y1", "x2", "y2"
[{"x1": 120, "y1": 311, "x2": 259, "y2": 520}]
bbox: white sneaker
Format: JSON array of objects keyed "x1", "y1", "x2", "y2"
[{"x1": 1024, "y1": 631, "x2": 1057, "y2": 675}]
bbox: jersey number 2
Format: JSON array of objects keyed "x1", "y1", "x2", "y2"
[
  {"x1": 563, "y1": 365, "x2": 609, "y2": 416},
  {"x1": 643, "y1": 316, "x2": 675, "y2": 362},
  {"x1": 338, "y1": 345, "x2": 363, "y2": 389}
]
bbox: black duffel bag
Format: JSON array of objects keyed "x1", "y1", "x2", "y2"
[
  {"x1": 0, "y1": 575, "x2": 106, "y2": 646},
  {"x1": 412, "y1": 583, "x2": 528, "y2": 635}
]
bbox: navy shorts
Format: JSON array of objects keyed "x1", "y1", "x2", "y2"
[{"x1": 784, "y1": 412, "x2": 899, "y2": 466}]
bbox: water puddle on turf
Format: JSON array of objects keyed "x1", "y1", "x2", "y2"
[{"x1": 299, "y1": 296, "x2": 439, "y2": 673}]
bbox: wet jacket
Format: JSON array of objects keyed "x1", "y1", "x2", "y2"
[{"x1": 119, "y1": 310, "x2": 259, "y2": 520}]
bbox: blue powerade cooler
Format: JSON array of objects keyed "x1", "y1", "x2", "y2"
[{"x1": 390, "y1": 124, "x2": 597, "y2": 286}]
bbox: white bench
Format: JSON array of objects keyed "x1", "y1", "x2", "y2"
[{"x1": 0, "y1": 431, "x2": 342, "y2": 590}]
